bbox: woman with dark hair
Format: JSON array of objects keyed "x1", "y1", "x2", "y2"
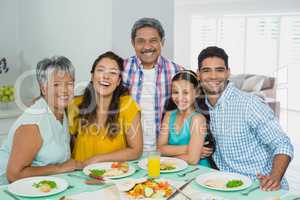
[
  {"x1": 158, "y1": 70, "x2": 217, "y2": 168},
  {"x1": 68, "y1": 51, "x2": 143, "y2": 165}
]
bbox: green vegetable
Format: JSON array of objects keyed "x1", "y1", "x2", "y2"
[
  {"x1": 144, "y1": 187, "x2": 154, "y2": 197},
  {"x1": 89, "y1": 169, "x2": 106, "y2": 177},
  {"x1": 226, "y1": 180, "x2": 244, "y2": 188},
  {"x1": 161, "y1": 166, "x2": 176, "y2": 170},
  {"x1": 33, "y1": 180, "x2": 57, "y2": 189}
]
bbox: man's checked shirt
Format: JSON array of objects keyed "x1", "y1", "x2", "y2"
[
  {"x1": 122, "y1": 55, "x2": 181, "y2": 138},
  {"x1": 206, "y1": 82, "x2": 293, "y2": 189}
]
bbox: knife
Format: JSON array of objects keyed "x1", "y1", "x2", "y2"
[{"x1": 166, "y1": 177, "x2": 195, "y2": 200}]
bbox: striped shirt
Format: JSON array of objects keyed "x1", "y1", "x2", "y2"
[
  {"x1": 206, "y1": 82, "x2": 293, "y2": 189},
  {"x1": 122, "y1": 55, "x2": 181, "y2": 138}
]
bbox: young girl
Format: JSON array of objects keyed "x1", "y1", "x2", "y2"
[{"x1": 158, "y1": 70, "x2": 214, "y2": 167}]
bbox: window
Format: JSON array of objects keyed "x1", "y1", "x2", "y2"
[{"x1": 178, "y1": 13, "x2": 300, "y2": 111}]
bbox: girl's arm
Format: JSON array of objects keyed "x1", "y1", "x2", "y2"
[
  {"x1": 175, "y1": 114, "x2": 206, "y2": 165},
  {"x1": 6, "y1": 125, "x2": 82, "y2": 183},
  {"x1": 83, "y1": 112, "x2": 143, "y2": 165},
  {"x1": 157, "y1": 112, "x2": 189, "y2": 156}
]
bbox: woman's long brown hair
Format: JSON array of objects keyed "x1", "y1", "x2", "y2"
[{"x1": 78, "y1": 51, "x2": 129, "y2": 138}]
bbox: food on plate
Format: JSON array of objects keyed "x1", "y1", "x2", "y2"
[
  {"x1": 160, "y1": 162, "x2": 176, "y2": 171},
  {"x1": 204, "y1": 179, "x2": 226, "y2": 189},
  {"x1": 111, "y1": 162, "x2": 129, "y2": 173},
  {"x1": 127, "y1": 179, "x2": 173, "y2": 199},
  {"x1": 226, "y1": 179, "x2": 244, "y2": 188},
  {"x1": 89, "y1": 169, "x2": 106, "y2": 178},
  {"x1": 204, "y1": 178, "x2": 244, "y2": 189},
  {"x1": 32, "y1": 180, "x2": 57, "y2": 192},
  {"x1": 89, "y1": 162, "x2": 129, "y2": 178}
]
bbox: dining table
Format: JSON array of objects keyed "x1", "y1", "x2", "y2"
[{"x1": 0, "y1": 159, "x2": 295, "y2": 200}]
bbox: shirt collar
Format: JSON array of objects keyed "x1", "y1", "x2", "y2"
[{"x1": 205, "y1": 81, "x2": 235, "y2": 109}]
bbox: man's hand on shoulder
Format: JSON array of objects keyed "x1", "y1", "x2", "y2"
[{"x1": 200, "y1": 146, "x2": 213, "y2": 158}]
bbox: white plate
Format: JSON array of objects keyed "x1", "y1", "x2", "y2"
[
  {"x1": 195, "y1": 171, "x2": 252, "y2": 191},
  {"x1": 7, "y1": 176, "x2": 68, "y2": 197},
  {"x1": 138, "y1": 157, "x2": 188, "y2": 173},
  {"x1": 83, "y1": 162, "x2": 135, "y2": 179}
]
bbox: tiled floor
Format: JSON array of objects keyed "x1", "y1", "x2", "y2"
[{"x1": 280, "y1": 109, "x2": 300, "y2": 192}]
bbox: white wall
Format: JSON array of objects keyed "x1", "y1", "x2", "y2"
[
  {"x1": 18, "y1": 0, "x2": 113, "y2": 97},
  {"x1": 112, "y1": 0, "x2": 175, "y2": 60},
  {"x1": 0, "y1": 0, "x2": 20, "y2": 85},
  {"x1": 1, "y1": 0, "x2": 175, "y2": 99}
]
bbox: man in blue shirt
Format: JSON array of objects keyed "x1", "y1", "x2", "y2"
[{"x1": 196, "y1": 46, "x2": 293, "y2": 191}]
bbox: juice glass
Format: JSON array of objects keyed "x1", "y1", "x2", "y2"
[{"x1": 148, "y1": 151, "x2": 160, "y2": 178}]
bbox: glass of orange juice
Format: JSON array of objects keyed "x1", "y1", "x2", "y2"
[{"x1": 148, "y1": 151, "x2": 160, "y2": 179}]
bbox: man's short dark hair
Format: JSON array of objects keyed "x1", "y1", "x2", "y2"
[
  {"x1": 131, "y1": 17, "x2": 165, "y2": 41},
  {"x1": 197, "y1": 46, "x2": 229, "y2": 70}
]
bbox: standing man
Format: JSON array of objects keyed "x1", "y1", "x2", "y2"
[
  {"x1": 122, "y1": 18, "x2": 182, "y2": 151},
  {"x1": 197, "y1": 46, "x2": 293, "y2": 191}
]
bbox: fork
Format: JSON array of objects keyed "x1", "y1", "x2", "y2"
[
  {"x1": 67, "y1": 185, "x2": 75, "y2": 189},
  {"x1": 67, "y1": 173, "x2": 88, "y2": 180},
  {"x1": 177, "y1": 168, "x2": 199, "y2": 177},
  {"x1": 3, "y1": 189, "x2": 21, "y2": 200},
  {"x1": 241, "y1": 185, "x2": 260, "y2": 196}
]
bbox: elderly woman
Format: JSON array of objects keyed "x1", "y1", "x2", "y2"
[
  {"x1": 68, "y1": 51, "x2": 143, "y2": 165},
  {"x1": 0, "y1": 56, "x2": 82, "y2": 184}
]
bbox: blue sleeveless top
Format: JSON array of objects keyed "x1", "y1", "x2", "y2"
[{"x1": 168, "y1": 110, "x2": 211, "y2": 167}]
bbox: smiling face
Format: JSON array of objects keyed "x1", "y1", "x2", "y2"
[
  {"x1": 42, "y1": 70, "x2": 74, "y2": 112},
  {"x1": 171, "y1": 79, "x2": 197, "y2": 112},
  {"x1": 132, "y1": 27, "x2": 163, "y2": 69},
  {"x1": 197, "y1": 56, "x2": 230, "y2": 97},
  {"x1": 92, "y1": 57, "x2": 121, "y2": 98}
]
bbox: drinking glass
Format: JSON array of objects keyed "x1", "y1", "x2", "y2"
[{"x1": 147, "y1": 151, "x2": 160, "y2": 178}]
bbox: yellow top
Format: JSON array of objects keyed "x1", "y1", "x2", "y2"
[{"x1": 68, "y1": 95, "x2": 140, "y2": 161}]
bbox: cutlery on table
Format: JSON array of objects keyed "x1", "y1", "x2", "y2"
[
  {"x1": 131, "y1": 160, "x2": 139, "y2": 164},
  {"x1": 67, "y1": 174, "x2": 88, "y2": 180},
  {"x1": 166, "y1": 177, "x2": 195, "y2": 200},
  {"x1": 177, "y1": 168, "x2": 199, "y2": 177},
  {"x1": 241, "y1": 185, "x2": 260, "y2": 196},
  {"x1": 3, "y1": 189, "x2": 21, "y2": 200},
  {"x1": 84, "y1": 178, "x2": 106, "y2": 185},
  {"x1": 67, "y1": 173, "x2": 106, "y2": 185}
]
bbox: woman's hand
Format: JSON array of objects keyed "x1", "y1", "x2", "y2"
[
  {"x1": 83, "y1": 158, "x2": 97, "y2": 167},
  {"x1": 58, "y1": 159, "x2": 84, "y2": 173}
]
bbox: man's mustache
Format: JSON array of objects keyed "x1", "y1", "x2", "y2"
[{"x1": 141, "y1": 49, "x2": 156, "y2": 54}]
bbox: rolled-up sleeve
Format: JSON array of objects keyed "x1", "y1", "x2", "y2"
[{"x1": 248, "y1": 96, "x2": 294, "y2": 160}]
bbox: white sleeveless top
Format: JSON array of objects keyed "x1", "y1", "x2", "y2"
[{"x1": 0, "y1": 98, "x2": 70, "y2": 184}]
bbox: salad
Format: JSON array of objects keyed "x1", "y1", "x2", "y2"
[
  {"x1": 89, "y1": 162, "x2": 129, "y2": 178},
  {"x1": 160, "y1": 162, "x2": 176, "y2": 171},
  {"x1": 32, "y1": 180, "x2": 57, "y2": 193},
  {"x1": 127, "y1": 179, "x2": 173, "y2": 199},
  {"x1": 226, "y1": 180, "x2": 244, "y2": 188}
]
